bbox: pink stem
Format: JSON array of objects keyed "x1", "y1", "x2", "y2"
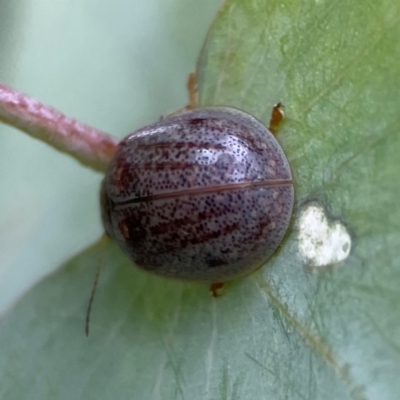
[{"x1": 0, "y1": 83, "x2": 119, "y2": 172}]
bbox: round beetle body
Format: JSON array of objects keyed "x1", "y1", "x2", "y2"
[{"x1": 101, "y1": 107, "x2": 294, "y2": 282}]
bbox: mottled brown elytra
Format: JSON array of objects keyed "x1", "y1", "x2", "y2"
[{"x1": 100, "y1": 106, "x2": 294, "y2": 284}]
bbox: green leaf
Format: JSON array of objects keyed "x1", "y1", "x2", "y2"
[{"x1": 1, "y1": 1, "x2": 400, "y2": 399}]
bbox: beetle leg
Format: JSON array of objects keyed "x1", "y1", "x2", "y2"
[
  {"x1": 209, "y1": 282, "x2": 224, "y2": 297},
  {"x1": 269, "y1": 102, "x2": 285, "y2": 134},
  {"x1": 186, "y1": 72, "x2": 198, "y2": 109}
]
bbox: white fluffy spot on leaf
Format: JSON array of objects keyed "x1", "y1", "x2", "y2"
[{"x1": 298, "y1": 205, "x2": 351, "y2": 268}]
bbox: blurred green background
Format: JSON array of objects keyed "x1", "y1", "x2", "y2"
[{"x1": 0, "y1": 0, "x2": 221, "y2": 314}]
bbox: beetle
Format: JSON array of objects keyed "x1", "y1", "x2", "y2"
[{"x1": 100, "y1": 106, "x2": 294, "y2": 286}]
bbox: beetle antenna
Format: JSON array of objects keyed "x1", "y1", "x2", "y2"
[
  {"x1": 85, "y1": 262, "x2": 101, "y2": 336},
  {"x1": 85, "y1": 234, "x2": 107, "y2": 336}
]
